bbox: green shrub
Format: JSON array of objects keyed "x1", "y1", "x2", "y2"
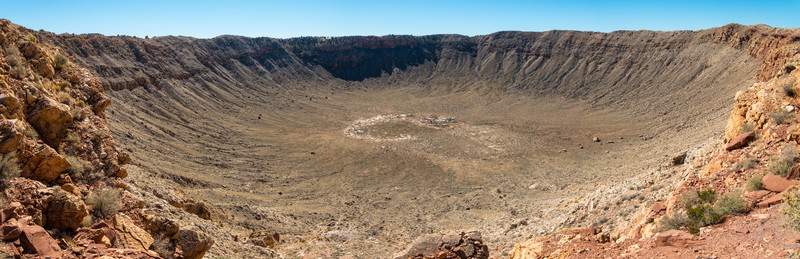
[
  {"x1": 0, "y1": 152, "x2": 20, "y2": 182},
  {"x1": 54, "y1": 54, "x2": 68, "y2": 70},
  {"x1": 768, "y1": 144, "x2": 797, "y2": 177},
  {"x1": 784, "y1": 82, "x2": 796, "y2": 97},
  {"x1": 662, "y1": 188, "x2": 747, "y2": 234},
  {"x1": 86, "y1": 188, "x2": 123, "y2": 217},
  {"x1": 769, "y1": 110, "x2": 793, "y2": 124},
  {"x1": 745, "y1": 173, "x2": 764, "y2": 191},
  {"x1": 739, "y1": 157, "x2": 759, "y2": 170}
]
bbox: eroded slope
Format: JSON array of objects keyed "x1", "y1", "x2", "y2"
[{"x1": 36, "y1": 24, "x2": 800, "y2": 257}]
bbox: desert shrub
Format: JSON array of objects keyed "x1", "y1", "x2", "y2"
[
  {"x1": 0, "y1": 152, "x2": 20, "y2": 182},
  {"x1": 664, "y1": 188, "x2": 747, "y2": 234},
  {"x1": 80, "y1": 215, "x2": 92, "y2": 228},
  {"x1": 739, "y1": 157, "x2": 759, "y2": 170},
  {"x1": 65, "y1": 156, "x2": 84, "y2": 179},
  {"x1": 58, "y1": 92, "x2": 71, "y2": 104},
  {"x1": 24, "y1": 126, "x2": 38, "y2": 138},
  {"x1": 86, "y1": 188, "x2": 123, "y2": 217},
  {"x1": 784, "y1": 82, "x2": 796, "y2": 97},
  {"x1": 659, "y1": 213, "x2": 690, "y2": 232},
  {"x1": 784, "y1": 192, "x2": 800, "y2": 232},
  {"x1": 745, "y1": 173, "x2": 764, "y2": 191},
  {"x1": 27, "y1": 35, "x2": 36, "y2": 43},
  {"x1": 54, "y1": 54, "x2": 68, "y2": 70},
  {"x1": 768, "y1": 144, "x2": 797, "y2": 177},
  {"x1": 5, "y1": 46, "x2": 26, "y2": 79},
  {"x1": 151, "y1": 235, "x2": 175, "y2": 258},
  {"x1": 740, "y1": 123, "x2": 756, "y2": 134},
  {"x1": 769, "y1": 110, "x2": 793, "y2": 124}
]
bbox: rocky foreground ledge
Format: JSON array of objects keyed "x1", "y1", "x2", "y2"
[{"x1": 0, "y1": 20, "x2": 217, "y2": 258}]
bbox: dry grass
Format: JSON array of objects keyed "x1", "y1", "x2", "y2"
[
  {"x1": 86, "y1": 188, "x2": 123, "y2": 217},
  {"x1": 0, "y1": 152, "x2": 20, "y2": 182}
]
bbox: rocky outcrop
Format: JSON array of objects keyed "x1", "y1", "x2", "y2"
[
  {"x1": 45, "y1": 189, "x2": 88, "y2": 230},
  {"x1": 112, "y1": 213, "x2": 154, "y2": 251},
  {"x1": 178, "y1": 228, "x2": 214, "y2": 259},
  {"x1": 28, "y1": 97, "x2": 72, "y2": 147},
  {"x1": 394, "y1": 231, "x2": 488, "y2": 259},
  {"x1": 21, "y1": 144, "x2": 70, "y2": 182}
]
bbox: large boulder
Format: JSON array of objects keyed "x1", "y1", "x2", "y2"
[
  {"x1": 0, "y1": 93, "x2": 24, "y2": 119},
  {"x1": 22, "y1": 144, "x2": 70, "y2": 182},
  {"x1": 178, "y1": 228, "x2": 214, "y2": 259},
  {"x1": 28, "y1": 97, "x2": 72, "y2": 147},
  {"x1": 394, "y1": 231, "x2": 489, "y2": 259},
  {"x1": 112, "y1": 213, "x2": 154, "y2": 251},
  {"x1": 45, "y1": 189, "x2": 88, "y2": 230},
  {"x1": 19, "y1": 224, "x2": 61, "y2": 257},
  {"x1": 762, "y1": 174, "x2": 794, "y2": 192}
]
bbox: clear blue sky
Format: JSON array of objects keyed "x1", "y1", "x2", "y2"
[{"x1": 1, "y1": 0, "x2": 798, "y2": 39}]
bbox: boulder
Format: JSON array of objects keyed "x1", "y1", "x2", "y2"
[
  {"x1": 655, "y1": 230, "x2": 701, "y2": 248},
  {"x1": 178, "y1": 228, "x2": 214, "y2": 259},
  {"x1": 45, "y1": 190, "x2": 88, "y2": 230},
  {"x1": 0, "y1": 93, "x2": 23, "y2": 119},
  {"x1": 394, "y1": 231, "x2": 489, "y2": 259},
  {"x1": 0, "y1": 119, "x2": 24, "y2": 153},
  {"x1": 34, "y1": 57, "x2": 54, "y2": 78},
  {"x1": 762, "y1": 174, "x2": 794, "y2": 192},
  {"x1": 725, "y1": 131, "x2": 755, "y2": 151},
  {"x1": 28, "y1": 97, "x2": 72, "y2": 147},
  {"x1": 670, "y1": 152, "x2": 687, "y2": 166},
  {"x1": 112, "y1": 214, "x2": 154, "y2": 251},
  {"x1": 22, "y1": 144, "x2": 70, "y2": 182},
  {"x1": 19, "y1": 224, "x2": 61, "y2": 257}
]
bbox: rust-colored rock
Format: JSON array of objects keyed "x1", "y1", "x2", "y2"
[
  {"x1": 112, "y1": 213, "x2": 154, "y2": 251},
  {"x1": 725, "y1": 131, "x2": 755, "y2": 151},
  {"x1": 28, "y1": 97, "x2": 72, "y2": 147},
  {"x1": 757, "y1": 194, "x2": 785, "y2": 208},
  {"x1": 744, "y1": 190, "x2": 772, "y2": 201},
  {"x1": 651, "y1": 202, "x2": 666, "y2": 213},
  {"x1": 45, "y1": 190, "x2": 88, "y2": 230},
  {"x1": 22, "y1": 144, "x2": 70, "y2": 182},
  {"x1": 178, "y1": 228, "x2": 214, "y2": 259},
  {"x1": 655, "y1": 230, "x2": 702, "y2": 248},
  {"x1": 19, "y1": 224, "x2": 61, "y2": 257},
  {"x1": 249, "y1": 231, "x2": 280, "y2": 248},
  {"x1": 762, "y1": 174, "x2": 794, "y2": 192}
]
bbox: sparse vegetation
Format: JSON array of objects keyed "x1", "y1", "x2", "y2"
[
  {"x1": 65, "y1": 156, "x2": 84, "y2": 179},
  {"x1": 24, "y1": 126, "x2": 38, "y2": 138},
  {"x1": 745, "y1": 173, "x2": 764, "y2": 191},
  {"x1": 768, "y1": 144, "x2": 797, "y2": 177},
  {"x1": 152, "y1": 235, "x2": 174, "y2": 258},
  {"x1": 5, "y1": 46, "x2": 26, "y2": 79},
  {"x1": 740, "y1": 123, "x2": 756, "y2": 134},
  {"x1": 86, "y1": 188, "x2": 123, "y2": 217},
  {"x1": 662, "y1": 188, "x2": 747, "y2": 234},
  {"x1": 769, "y1": 110, "x2": 793, "y2": 125},
  {"x1": 784, "y1": 80, "x2": 796, "y2": 97},
  {"x1": 784, "y1": 192, "x2": 800, "y2": 232},
  {"x1": 0, "y1": 152, "x2": 20, "y2": 182},
  {"x1": 54, "y1": 54, "x2": 68, "y2": 70},
  {"x1": 739, "y1": 157, "x2": 759, "y2": 170}
]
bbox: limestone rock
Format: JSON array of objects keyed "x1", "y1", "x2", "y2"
[
  {"x1": 762, "y1": 174, "x2": 793, "y2": 192},
  {"x1": 45, "y1": 190, "x2": 88, "y2": 230},
  {"x1": 655, "y1": 230, "x2": 701, "y2": 248},
  {"x1": 28, "y1": 97, "x2": 72, "y2": 147},
  {"x1": 112, "y1": 214, "x2": 154, "y2": 251},
  {"x1": 22, "y1": 144, "x2": 70, "y2": 182},
  {"x1": 178, "y1": 228, "x2": 214, "y2": 259},
  {"x1": 725, "y1": 131, "x2": 755, "y2": 151},
  {"x1": 394, "y1": 231, "x2": 488, "y2": 259},
  {"x1": 19, "y1": 224, "x2": 61, "y2": 257}
]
